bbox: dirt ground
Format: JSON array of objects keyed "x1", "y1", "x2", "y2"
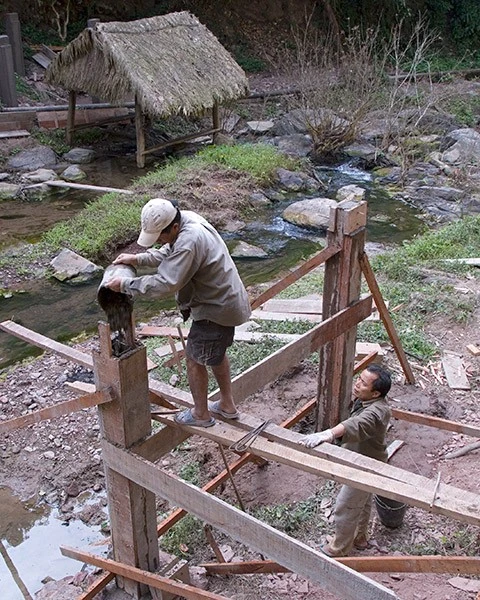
[
  {"x1": 1, "y1": 269, "x2": 480, "y2": 600},
  {"x1": 2, "y1": 68, "x2": 480, "y2": 600}
]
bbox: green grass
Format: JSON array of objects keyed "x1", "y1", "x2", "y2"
[
  {"x1": 31, "y1": 128, "x2": 70, "y2": 155},
  {"x1": 160, "y1": 514, "x2": 205, "y2": 557}
]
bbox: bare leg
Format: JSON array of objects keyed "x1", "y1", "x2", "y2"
[
  {"x1": 211, "y1": 355, "x2": 237, "y2": 414},
  {"x1": 186, "y1": 356, "x2": 210, "y2": 420}
]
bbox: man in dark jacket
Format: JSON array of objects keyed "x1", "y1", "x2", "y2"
[{"x1": 299, "y1": 364, "x2": 392, "y2": 556}]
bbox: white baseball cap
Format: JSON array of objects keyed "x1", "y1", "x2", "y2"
[{"x1": 137, "y1": 198, "x2": 178, "y2": 247}]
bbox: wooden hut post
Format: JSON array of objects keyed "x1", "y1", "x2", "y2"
[
  {"x1": 66, "y1": 90, "x2": 76, "y2": 146},
  {"x1": 4, "y1": 13, "x2": 25, "y2": 76},
  {"x1": 0, "y1": 35, "x2": 17, "y2": 107},
  {"x1": 212, "y1": 101, "x2": 220, "y2": 144},
  {"x1": 315, "y1": 200, "x2": 367, "y2": 430},
  {"x1": 135, "y1": 97, "x2": 146, "y2": 168},
  {"x1": 94, "y1": 323, "x2": 159, "y2": 598}
]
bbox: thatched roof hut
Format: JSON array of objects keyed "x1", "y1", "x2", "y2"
[{"x1": 46, "y1": 11, "x2": 249, "y2": 118}]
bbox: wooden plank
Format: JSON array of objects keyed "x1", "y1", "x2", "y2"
[
  {"x1": 44, "y1": 180, "x2": 133, "y2": 194},
  {"x1": 250, "y1": 244, "x2": 341, "y2": 310},
  {"x1": 0, "y1": 390, "x2": 112, "y2": 434},
  {"x1": 0, "y1": 129, "x2": 30, "y2": 138},
  {"x1": 251, "y1": 309, "x2": 321, "y2": 322},
  {"x1": 31, "y1": 52, "x2": 50, "y2": 68},
  {"x1": 262, "y1": 294, "x2": 323, "y2": 314},
  {"x1": 467, "y1": 344, "x2": 480, "y2": 356},
  {"x1": 442, "y1": 352, "x2": 470, "y2": 390},
  {"x1": 391, "y1": 408, "x2": 480, "y2": 438},
  {"x1": 0, "y1": 320, "x2": 93, "y2": 368},
  {"x1": 102, "y1": 441, "x2": 397, "y2": 600},
  {"x1": 359, "y1": 253, "x2": 415, "y2": 384},
  {"x1": 209, "y1": 296, "x2": 372, "y2": 404},
  {"x1": 201, "y1": 555, "x2": 480, "y2": 575},
  {"x1": 60, "y1": 546, "x2": 230, "y2": 600},
  {"x1": 158, "y1": 415, "x2": 480, "y2": 526},
  {"x1": 154, "y1": 342, "x2": 183, "y2": 358},
  {"x1": 386, "y1": 440, "x2": 405, "y2": 460},
  {"x1": 77, "y1": 573, "x2": 115, "y2": 600}
]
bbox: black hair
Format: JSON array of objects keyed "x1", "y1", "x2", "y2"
[
  {"x1": 365, "y1": 364, "x2": 392, "y2": 397},
  {"x1": 161, "y1": 207, "x2": 181, "y2": 234}
]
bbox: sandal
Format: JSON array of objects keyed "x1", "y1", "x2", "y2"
[
  {"x1": 174, "y1": 408, "x2": 215, "y2": 428},
  {"x1": 208, "y1": 400, "x2": 240, "y2": 420}
]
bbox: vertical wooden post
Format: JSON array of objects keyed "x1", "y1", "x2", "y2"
[
  {"x1": 66, "y1": 90, "x2": 76, "y2": 146},
  {"x1": 0, "y1": 35, "x2": 18, "y2": 107},
  {"x1": 135, "y1": 97, "x2": 146, "y2": 168},
  {"x1": 212, "y1": 101, "x2": 220, "y2": 144},
  {"x1": 316, "y1": 200, "x2": 367, "y2": 430},
  {"x1": 94, "y1": 323, "x2": 159, "y2": 598},
  {"x1": 4, "y1": 13, "x2": 25, "y2": 76}
]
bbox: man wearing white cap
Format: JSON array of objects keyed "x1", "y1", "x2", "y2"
[{"x1": 105, "y1": 198, "x2": 251, "y2": 427}]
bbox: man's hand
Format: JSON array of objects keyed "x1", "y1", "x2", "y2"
[
  {"x1": 104, "y1": 277, "x2": 125, "y2": 293},
  {"x1": 299, "y1": 429, "x2": 335, "y2": 448},
  {"x1": 113, "y1": 253, "x2": 137, "y2": 266}
]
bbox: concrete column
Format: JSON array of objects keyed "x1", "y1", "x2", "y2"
[
  {"x1": 0, "y1": 35, "x2": 18, "y2": 107},
  {"x1": 4, "y1": 13, "x2": 25, "y2": 76}
]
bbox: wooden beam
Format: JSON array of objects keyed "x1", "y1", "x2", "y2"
[
  {"x1": 135, "y1": 97, "x2": 145, "y2": 168},
  {"x1": 391, "y1": 408, "x2": 480, "y2": 438},
  {"x1": 66, "y1": 90, "x2": 76, "y2": 145},
  {"x1": 209, "y1": 295, "x2": 373, "y2": 404},
  {"x1": 0, "y1": 389, "x2": 112, "y2": 434},
  {"x1": 60, "y1": 546, "x2": 230, "y2": 600},
  {"x1": 0, "y1": 320, "x2": 93, "y2": 367},
  {"x1": 201, "y1": 555, "x2": 480, "y2": 575},
  {"x1": 359, "y1": 253, "x2": 415, "y2": 384},
  {"x1": 141, "y1": 128, "x2": 221, "y2": 156},
  {"x1": 102, "y1": 441, "x2": 398, "y2": 600},
  {"x1": 250, "y1": 244, "x2": 341, "y2": 310},
  {"x1": 43, "y1": 180, "x2": 133, "y2": 194},
  {"x1": 156, "y1": 415, "x2": 480, "y2": 526}
]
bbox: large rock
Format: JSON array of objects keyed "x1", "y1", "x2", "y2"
[
  {"x1": 283, "y1": 198, "x2": 338, "y2": 230},
  {"x1": 441, "y1": 128, "x2": 480, "y2": 164},
  {"x1": 246, "y1": 120, "x2": 274, "y2": 134},
  {"x1": 0, "y1": 182, "x2": 21, "y2": 200},
  {"x1": 276, "y1": 168, "x2": 318, "y2": 192},
  {"x1": 61, "y1": 165, "x2": 87, "y2": 181},
  {"x1": 50, "y1": 248, "x2": 103, "y2": 282},
  {"x1": 336, "y1": 185, "x2": 366, "y2": 202},
  {"x1": 273, "y1": 133, "x2": 313, "y2": 157},
  {"x1": 63, "y1": 148, "x2": 95, "y2": 164},
  {"x1": 230, "y1": 241, "x2": 268, "y2": 259},
  {"x1": 21, "y1": 168, "x2": 58, "y2": 183},
  {"x1": 6, "y1": 146, "x2": 57, "y2": 171},
  {"x1": 271, "y1": 108, "x2": 348, "y2": 136}
]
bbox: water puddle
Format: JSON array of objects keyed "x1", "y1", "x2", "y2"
[{"x1": 0, "y1": 488, "x2": 107, "y2": 599}]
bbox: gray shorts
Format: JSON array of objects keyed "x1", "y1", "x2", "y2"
[{"x1": 186, "y1": 320, "x2": 234, "y2": 366}]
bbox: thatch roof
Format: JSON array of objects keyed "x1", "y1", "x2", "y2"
[{"x1": 46, "y1": 12, "x2": 249, "y2": 118}]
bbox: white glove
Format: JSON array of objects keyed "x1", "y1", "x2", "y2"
[{"x1": 299, "y1": 429, "x2": 335, "y2": 448}]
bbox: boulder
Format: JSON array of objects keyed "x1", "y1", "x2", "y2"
[
  {"x1": 6, "y1": 145, "x2": 57, "y2": 171},
  {"x1": 274, "y1": 133, "x2": 313, "y2": 157},
  {"x1": 271, "y1": 108, "x2": 348, "y2": 136},
  {"x1": 230, "y1": 241, "x2": 268, "y2": 259},
  {"x1": 336, "y1": 185, "x2": 366, "y2": 202},
  {"x1": 246, "y1": 120, "x2": 274, "y2": 134},
  {"x1": 441, "y1": 128, "x2": 480, "y2": 164},
  {"x1": 0, "y1": 182, "x2": 21, "y2": 200},
  {"x1": 50, "y1": 248, "x2": 103, "y2": 282},
  {"x1": 21, "y1": 168, "x2": 58, "y2": 183},
  {"x1": 276, "y1": 168, "x2": 318, "y2": 192},
  {"x1": 283, "y1": 198, "x2": 338, "y2": 230},
  {"x1": 61, "y1": 165, "x2": 87, "y2": 181},
  {"x1": 63, "y1": 148, "x2": 95, "y2": 164}
]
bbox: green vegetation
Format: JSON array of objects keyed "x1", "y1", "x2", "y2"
[
  {"x1": 160, "y1": 514, "x2": 205, "y2": 557},
  {"x1": 41, "y1": 144, "x2": 295, "y2": 262},
  {"x1": 31, "y1": 128, "x2": 70, "y2": 155},
  {"x1": 178, "y1": 461, "x2": 201, "y2": 486},
  {"x1": 15, "y1": 74, "x2": 40, "y2": 101}
]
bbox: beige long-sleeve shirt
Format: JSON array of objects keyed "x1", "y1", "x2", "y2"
[{"x1": 120, "y1": 211, "x2": 251, "y2": 327}]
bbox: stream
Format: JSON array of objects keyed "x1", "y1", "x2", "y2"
[{"x1": 0, "y1": 156, "x2": 426, "y2": 598}]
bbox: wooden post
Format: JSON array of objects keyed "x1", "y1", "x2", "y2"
[
  {"x1": 0, "y1": 35, "x2": 18, "y2": 107},
  {"x1": 212, "y1": 101, "x2": 220, "y2": 144},
  {"x1": 66, "y1": 90, "x2": 76, "y2": 146},
  {"x1": 4, "y1": 13, "x2": 25, "y2": 76},
  {"x1": 316, "y1": 200, "x2": 367, "y2": 430},
  {"x1": 135, "y1": 96, "x2": 146, "y2": 168},
  {"x1": 94, "y1": 322, "x2": 159, "y2": 598}
]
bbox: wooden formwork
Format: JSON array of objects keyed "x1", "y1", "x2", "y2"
[{"x1": 2, "y1": 199, "x2": 480, "y2": 600}]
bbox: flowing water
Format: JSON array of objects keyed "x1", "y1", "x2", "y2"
[{"x1": 0, "y1": 156, "x2": 426, "y2": 597}]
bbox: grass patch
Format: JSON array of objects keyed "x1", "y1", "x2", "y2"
[
  {"x1": 160, "y1": 514, "x2": 205, "y2": 557},
  {"x1": 31, "y1": 128, "x2": 70, "y2": 155}
]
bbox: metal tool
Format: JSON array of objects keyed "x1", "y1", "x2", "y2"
[{"x1": 229, "y1": 420, "x2": 272, "y2": 453}]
